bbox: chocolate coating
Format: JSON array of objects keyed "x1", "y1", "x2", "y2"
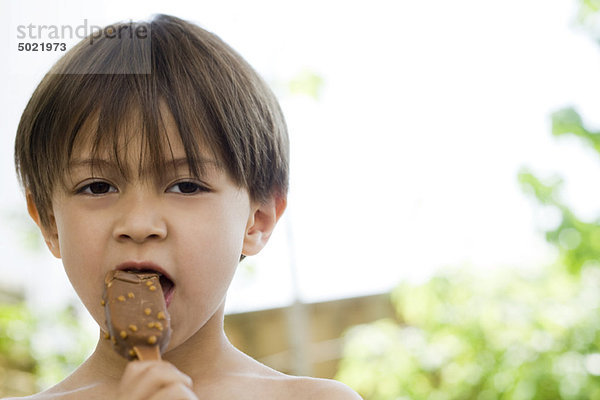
[{"x1": 103, "y1": 270, "x2": 171, "y2": 360}]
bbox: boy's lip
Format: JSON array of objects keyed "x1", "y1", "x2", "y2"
[{"x1": 115, "y1": 261, "x2": 173, "y2": 282}]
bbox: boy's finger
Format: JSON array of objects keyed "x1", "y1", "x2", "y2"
[
  {"x1": 118, "y1": 361, "x2": 193, "y2": 399},
  {"x1": 123, "y1": 360, "x2": 193, "y2": 386},
  {"x1": 148, "y1": 383, "x2": 198, "y2": 400}
]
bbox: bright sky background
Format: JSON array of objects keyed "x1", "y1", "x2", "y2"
[{"x1": 2, "y1": 0, "x2": 600, "y2": 317}]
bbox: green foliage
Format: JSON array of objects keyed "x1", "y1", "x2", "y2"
[
  {"x1": 576, "y1": 0, "x2": 600, "y2": 38},
  {"x1": 580, "y1": 0, "x2": 600, "y2": 14},
  {"x1": 551, "y1": 107, "x2": 600, "y2": 153},
  {"x1": 336, "y1": 267, "x2": 600, "y2": 399},
  {"x1": 337, "y1": 99, "x2": 600, "y2": 397},
  {"x1": 0, "y1": 302, "x2": 38, "y2": 396},
  {"x1": 517, "y1": 106, "x2": 600, "y2": 275},
  {"x1": 288, "y1": 68, "x2": 324, "y2": 100},
  {"x1": 336, "y1": 9, "x2": 600, "y2": 392},
  {"x1": 0, "y1": 300, "x2": 94, "y2": 397}
]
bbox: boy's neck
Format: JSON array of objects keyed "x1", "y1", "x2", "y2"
[
  {"x1": 85, "y1": 300, "x2": 235, "y2": 384},
  {"x1": 162, "y1": 302, "x2": 238, "y2": 378}
]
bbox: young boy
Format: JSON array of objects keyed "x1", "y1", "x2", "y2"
[{"x1": 11, "y1": 14, "x2": 361, "y2": 400}]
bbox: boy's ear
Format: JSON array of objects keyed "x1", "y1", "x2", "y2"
[
  {"x1": 242, "y1": 194, "x2": 287, "y2": 257},
  {"x1": 26, "y1": 191, "x2": 61, "y2": 259}
]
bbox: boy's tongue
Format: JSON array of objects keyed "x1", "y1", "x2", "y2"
[{"x1": 102, "y1": 270, "x2": 172, "y2": 360}]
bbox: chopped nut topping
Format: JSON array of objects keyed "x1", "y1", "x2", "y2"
[
  {"x1": 149, "y1": 285, "x2": 157, "y2": 291},
  {"x1": 128, "y1": 324, "x2": 138, "y2": 332},
  {"x1": 127, "y1": 292, "x2": 135, "y2": 299},
  {"x1": 117, "y1": 295, "x2": 126, "y2": 302},
  {"x1": 157, "y1": 311, "x2": 166, "y2": 320},
  {"x1": 148, "y1": 335, "x2": 157, "y2": 344},
  {"x1": 144, "y1": 308, "x2": 152, "y2": 315},
  {"x1": 120, "y1": 330, "x2": 127, "y2": 339}
]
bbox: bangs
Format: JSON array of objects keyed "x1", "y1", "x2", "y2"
[
  {"x1": 61, "y1": 77, "x2": 218, "y2": 186},
  {"x1": 48, "y1": 22, "x2": 231, "y2": 188}
]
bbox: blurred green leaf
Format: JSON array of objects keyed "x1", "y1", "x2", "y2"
[
  {"x1": 551, "y1": 107, "x2": 600, "y2": 153},
  {"x1": 337, "y1": 267, "x2": 600, "y2": 399},
  {"x1": 288, "y1": 69, "x2": 324, "y2": 100},
  {"x1": 552, "y1": 107, "x2": 585, "y2": 136},
  {"x1": 0, "y1": 301, "x2": 38, "y2": 396},
  {"x1": 577, "y1": 0, "x2": 600, "y2": 21},
  {"x1": 517, "y1": 105, "x2": 600, "y2": 274},
  {"x1": 575, "y1": 0, "x2": 600, "y2": 39},
  {"x1": 0, "y1": 298, "x2": 93, "y2": 397},
  {"x1": 517, "y1": 169, "x2": 564, "y2": 206}
]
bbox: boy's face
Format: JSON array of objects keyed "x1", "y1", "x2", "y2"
[{"x1": 33, "y1": 107, "x2": 274, "y2": 351}]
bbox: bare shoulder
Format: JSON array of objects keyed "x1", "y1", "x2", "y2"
[
  {"x1": 216, "y1": 357, "x2": 362, "y2": 399},
  {"x1": 1, "y1": 391, "x2": 58, "y2": 400},
  {"x1": 284, "y1": 376, "x2": 363, "y2": 400},
  {"x1": 1, "y1": 381, "x2": 103, "y2": 400},
  {"x1": 1, "y1": 393, "x2": 54, "y2": 400},
  {"x1": 1, "y1": 390, "x2": 83, "y2": 400},
  {"x1": 224, "y1": 348, "x2": 362, "y2": 399}
]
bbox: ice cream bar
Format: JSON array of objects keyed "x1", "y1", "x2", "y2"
[{"x1": 102, "y1": 270, "x2": 171, "y2": 360}]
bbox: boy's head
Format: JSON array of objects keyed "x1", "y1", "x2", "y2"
[
  {"x1": 14, "y1": 14, "x2": 289, "y2": 231},
  {"x1": 13, "y1": 14, "x2": 289, "y2": 346}
]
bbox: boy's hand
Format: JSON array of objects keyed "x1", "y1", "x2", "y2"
[{"x1": 117, "y1": 360, "x2": 197, "y2": 399}]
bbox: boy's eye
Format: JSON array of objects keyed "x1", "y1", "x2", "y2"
[
  {"x1": 79, "y1": 181, "x2": 116, "y2": 195},
  {"x1": 167, "y1": 181, "x2": 208, "y2": 194}
]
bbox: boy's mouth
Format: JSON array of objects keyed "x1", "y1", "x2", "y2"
[{"x1": 116, "y1": 263, "x2": 175, "y2": 307}]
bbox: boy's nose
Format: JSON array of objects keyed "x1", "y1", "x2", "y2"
[{"x1": 112, "y1": 196, "x2": 167, "y2": 243}]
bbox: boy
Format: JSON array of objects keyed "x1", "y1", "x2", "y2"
[{"x1": 11, "y1": 14, "x2": 360, "y2": 399}]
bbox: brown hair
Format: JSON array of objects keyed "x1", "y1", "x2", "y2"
[{"x1": 14, "y1": 14, "x2": 289, "y2": 229}]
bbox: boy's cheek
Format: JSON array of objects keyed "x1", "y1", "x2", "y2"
[
  {"x1": 64, "y1": 265, "x2": 108, "y2": 329},
  {"x1": 53, "y1": 213, "x2": 110, "y2": 323}
]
